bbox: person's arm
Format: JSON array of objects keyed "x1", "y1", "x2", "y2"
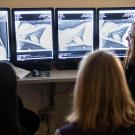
[
  {"x1": 125, "y1": 65, "x2": 135, "y2": 99},
  {"x1": 54, "y1": 129, "x2": 61, "y2": 135},
  {"x1": 17, "y1": 95, "x2": 40, "y2": 135}
]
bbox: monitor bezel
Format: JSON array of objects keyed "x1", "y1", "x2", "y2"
[
  {"x1": 0, "y1": 8, "x2": 11, "y2": 61},
  {"x1": 54, "y1": 8, "x2": 97, "y2": 68},
  {"x1": 96, "y1": 7, "x2": 135, "y2": 59},
  {"x1": 11, "y1": 8, "x2": 55, "y2": 70}
]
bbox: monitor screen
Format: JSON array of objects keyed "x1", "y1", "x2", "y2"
[
  {"x1": 12, "y1": 8, "x2": 54, "y2": 62},
  {"x1": 0, "y1": 8, "x2": 10, "y2": 61},
  {"x1": 55, "y1": 8, "x2": 96, "y2": 60},
  {"x1": 98, "y1": 8, "x2": 135, "y2": 58}
]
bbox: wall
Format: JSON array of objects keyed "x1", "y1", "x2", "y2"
[{"x1": 1, "y1": 0, "x2": 135, "y2": 8}]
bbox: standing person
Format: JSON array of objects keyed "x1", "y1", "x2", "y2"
[
  {"x1": 55, "y1": 50, "x2": 135, "y2": 135},
  {"x1": 124, "y1": 22, "x2": 135, "y2": 99}
]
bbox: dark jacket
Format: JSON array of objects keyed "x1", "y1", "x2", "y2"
[
  {"x1": 55, "y1": 123, "x2": 135, "y2": 135},
  {"x1": 125, "y1": 62, "x2": 135, "y2": 99},
  {"x1": 17, "y1": 96, "x2": 40, "y2": 135},
  {"x1": 21, "y1": 126, "x2": 30, "y2": 135}
]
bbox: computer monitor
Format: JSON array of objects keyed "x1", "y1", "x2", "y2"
[
  {"x1": 12, "y1": 8, "x2": 54, "y2": 70},
  {"x1": 97, "y1": 7, "x2": 135, "y2": 58},
  {"x1": 55, "y1": 8, "x2": 96, "y2": 69},
  {"x1": 0, "y1": 8, "x2": 11, "y2": 61}
]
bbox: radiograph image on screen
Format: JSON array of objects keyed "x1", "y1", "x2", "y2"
[
  {"x1": 15, "y1": 13, "x2": 53, "y2": 52},
  {"x1": 58, "y1": 20, "x2": 93, "y2": 52},
  {"x1": 0, "y1": 11, "x2": 9, "y2": 60},
  {"x1": 100, "y1": 20, "x2": 131, "y2": 49},
  {"x1": 99, "y1": 11, "x2": 135, "y2": 51}
]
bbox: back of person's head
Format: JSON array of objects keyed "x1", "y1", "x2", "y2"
[
  {"x1": 67, "y1": 50, "x2": 135, "y2": 133},
  {"x1": 0, "y1": 61, "x2": 21, "y2": 135},
  {"x1": 125, "y1": 22, "x2": 135, "y2": 66}
]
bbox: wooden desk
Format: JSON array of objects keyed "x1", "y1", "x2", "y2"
[{"x1": 18, "y1": 69, "x2": 77, "y2": 84}]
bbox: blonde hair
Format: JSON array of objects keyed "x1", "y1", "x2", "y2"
[
  {"x1": 67, "y1": 50, "x2": 135, "y2": 133},
  {"x1": 125, "y1": 22, "x2": 135, "y2": 67}
]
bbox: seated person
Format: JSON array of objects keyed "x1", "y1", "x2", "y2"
[
  {"x1": 55, "y1": 50, "x2": 135, "y2": 135},
  {"x1": 0, "y1": 61, "x2": 29, "y2": 135},
  {"x1": 0, "y1": 61, "x2": 40, "y2": 135}
]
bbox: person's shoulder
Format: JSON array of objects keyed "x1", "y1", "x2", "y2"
[
  {"x1": 60, "y1": 123, "x2": 77, "y2": 131},
  {"x1": 20, "y1": 126, "x2": 30, "y2": 135},
  {"x1": 116, "y1": 125, "x2": 135, "y2": 135},
  {"x1": 126, "y1": 62, "x2": 135, "y2": 72},
  {"x1": 124, "y1": 125, "x2": 135, "y2": 131},
  {"x1": 58, "y1": 123, "x2": 79, "y2": 135},
  {"x1": 58, "y1": 123, "x2": 94, "y2": 135},
  {"x1": 125, "y1": 63, "x2": 135, "y2": 79}
]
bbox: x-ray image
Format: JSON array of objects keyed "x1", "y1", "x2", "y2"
[
  {"x1": 99, "y1": 10, "x2": 135, "y2": 50},
  {"x1": 58, "y1": 20, "x2": 93, "y2": 52},
  {"x1": 0, "y1": 37, "x2": 6, "y2": 60},
  {"x1": 100, "y1": 20, "x2": 131, "y2": 49},
  {"x1": 16, "y1": 21, "x2": 53, "y2": 51},
  {"x1": 14, "y1": 10, "x2": 54, "y2": 61},
  {"x1": 98, "y1": 9, "x2": 135, "y2": 57},
  {"x1": 0, "y1": 11, "x2": 9, "y2": 60},
  {"x1": 57, "y1": 10, "x2": 95, "y2": 59}
]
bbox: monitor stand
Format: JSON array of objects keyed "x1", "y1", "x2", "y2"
[{"x1": 55, "y1": 61, "x2": 79, "y2": 70}]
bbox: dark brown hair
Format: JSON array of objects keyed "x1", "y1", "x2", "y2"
[{"x1": 0, "y1": 61, "x2": 22, "y2": 135}]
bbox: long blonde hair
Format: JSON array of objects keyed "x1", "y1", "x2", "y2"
[
  {"x1": 67, "y1": 50, "x2": 135, "y2": 133},
  {"x1": 124, "y1": 22, "x2": 135, "y2": 67}
]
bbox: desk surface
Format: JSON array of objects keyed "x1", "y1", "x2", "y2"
[{"x1": 18, "y1": 69, "x2": 77, "y2": 84}]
